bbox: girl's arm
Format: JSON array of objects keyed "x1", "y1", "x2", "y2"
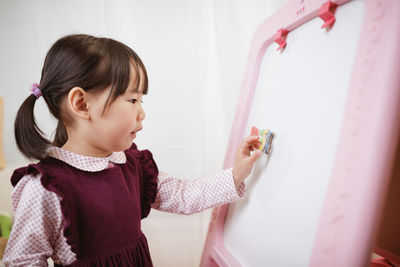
[
  {"x1": 3, "y1": 174, "x2": 74, "y2": 266},
  {"x1": 151, "y1": 136, "x2": 261, "y2": 215},
  {"x1": 151, "y1": 168, "x2": 244, "y2": 215}
]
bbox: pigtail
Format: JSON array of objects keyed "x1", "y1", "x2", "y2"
[
  {"x1": 14, "y1": 95, "x2": 51, "y2": 160},
  {"x1": 53, "y1": 121, "x2": 68, "y2": 147}
]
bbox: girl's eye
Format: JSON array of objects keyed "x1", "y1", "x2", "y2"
[{"x1": 129, "y1": 99, "x2": 143, "y2": 104}]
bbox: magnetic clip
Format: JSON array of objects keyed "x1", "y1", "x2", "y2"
[
  {"x1": 250, "y1": 126, "x2": 259, "y2": 137},
  {"x1": 264, "y1": 131, "x2": 274, "y2": 155},
  {"x1": 274, "y1": 29, "x2": 289, "y2": 51},
  {"x1": 251, "y1": 126, "x2": 274, "y2": 155},
  {"x1": 318, "y1": 1, "x2": 338, "y2": 29}
]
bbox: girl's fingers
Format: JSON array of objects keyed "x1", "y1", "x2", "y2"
[
  {"x1": 244, "y1": 136, "x2": 261, "y2": 148},
  {"x1": 242, "y1": 136, "x2": 259, "y2": 146},
  {"x1": 240, "y1": 136, "x2": 261, "y2": 155},
  {"x1": 247, "y1": 135, "x2": 260, "y2": 142}
]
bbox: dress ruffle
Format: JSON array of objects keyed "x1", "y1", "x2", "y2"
[
  {"x1": 40, "y1": 164, "x2": 80, "y2": 256},
  {"x1": 11, "y1": 166, "x2": 29, "y2": 186},
  {"x1": 129, "y1": 144, "x2": 159, "y2": 219},
  {"x1": 11, "y1": 162, "x2": 81, "y2": 256}
]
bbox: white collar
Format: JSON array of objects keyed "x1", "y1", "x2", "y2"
[{"x1": 48, "y1": 146, "x2": 127, "y2": 172}]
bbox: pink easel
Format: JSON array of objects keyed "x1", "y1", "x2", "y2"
[{"x1": 200, "y1": 0, "x2": 400, "y2": 266}]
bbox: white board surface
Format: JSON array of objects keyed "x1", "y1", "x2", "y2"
[{"x1": 223, "y1": 1, "x2": 365, "y2": 266}]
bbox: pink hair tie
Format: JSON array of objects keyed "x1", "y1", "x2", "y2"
[{"x1": 29, "y1": 83, "x2": 42, "y2": 99}]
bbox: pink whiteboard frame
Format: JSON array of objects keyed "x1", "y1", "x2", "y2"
[{"x1": 200, "y1": 0, "x2": 400, "y2": 266}]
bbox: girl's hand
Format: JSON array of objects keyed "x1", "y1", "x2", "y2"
[{"x1": 232, "y1": 136, "x2": 262, "y2": 191}]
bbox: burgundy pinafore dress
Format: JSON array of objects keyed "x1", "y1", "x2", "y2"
[{"x1": 11, "y1": 144, "x2": 158, "y2": 266}]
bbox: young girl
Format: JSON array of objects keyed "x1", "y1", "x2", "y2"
[{"x1": 3, "y1": 34, "x2": 261, "y2": 266}]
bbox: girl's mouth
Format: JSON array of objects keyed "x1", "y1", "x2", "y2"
[{"x1": 131, "y1": 128, "x2": 142, "y2": 137}]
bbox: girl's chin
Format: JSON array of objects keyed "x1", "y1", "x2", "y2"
[{"x1": 120, "y1": 142, "x2": 134, "y2": 152}]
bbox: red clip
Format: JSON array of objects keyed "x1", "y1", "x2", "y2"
[
  {"x1": 318, "y1": 1, "x2": 338, "y2": 29},
  {"x1": 274, "y1": 29, "x2": 289, "y2": 51}
]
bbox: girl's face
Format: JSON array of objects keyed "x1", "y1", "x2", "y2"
[{"x1": 87, "y1": 68, "x2": 146, "y2": 154}]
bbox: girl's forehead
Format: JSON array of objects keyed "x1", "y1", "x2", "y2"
[
  {"x1": 127, "y1": 65, "x2": 145, "y2": 95},
  {"x1": 125, "y1": 82, "x2": 144, "y2": 95},
  {"x1": 126, "y1": 81, "x2": 144, "y2": 95}
]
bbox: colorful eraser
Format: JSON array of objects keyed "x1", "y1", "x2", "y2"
[
  {"x1": 258, "y1": 130, "x2": 269, "y2": 152},
  {"x1": 250, "y1": 126, "x2": 274, "y2": 154}
]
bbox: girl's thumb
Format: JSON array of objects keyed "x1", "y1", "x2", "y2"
[{"x1": 250, "y1": 150, "x2": 261, "y2": 163}]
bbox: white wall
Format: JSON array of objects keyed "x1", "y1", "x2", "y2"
[{"x1": 0, "y1": 0, "x2": 288, "y2": 266}]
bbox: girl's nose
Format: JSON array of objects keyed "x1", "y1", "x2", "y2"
[{"x1": 138, "y1": 106, "x2": 145, "y2": 121}]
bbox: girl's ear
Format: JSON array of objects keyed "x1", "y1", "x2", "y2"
[{"x1": 67, "y1": 87, "x2": 90, "y2": 120}]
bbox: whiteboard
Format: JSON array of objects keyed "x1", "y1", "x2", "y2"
[
  {"x1": 223, "y1": 1, "x2": 364, "y2": 266},
  {"x1": 200, "y1": 0, "x2": 400, "y2": 266}
]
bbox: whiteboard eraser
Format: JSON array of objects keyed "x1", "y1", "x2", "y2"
[{"x1": 250, "y1": 126, "x2": 274, "y2": 155}]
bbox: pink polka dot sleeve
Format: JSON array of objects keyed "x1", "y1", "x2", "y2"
[
  {"x1": 3, "y1": 174, "x2": 76, "y2": 266},
  {"x1": 152, "y1": 168, "x2": 246, "y2": 214}
]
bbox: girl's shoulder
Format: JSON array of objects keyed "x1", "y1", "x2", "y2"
[
  {"x1": 10, "y1": 170, "x2": 60, "y2": 212},
  {"x1": 11, "y1": 164, "x2": 39, "y2": 187},
  {"x1": 125, "y1": 143, "x2": 159, "y2": 218},
  {"x1": 11, "y1": 170, "x2": 42, "y2": 197},
  {"x1": 124, "y1": 143, "x2": 158, "y2": 173},
  {"x1": 10, "y1": 158, "x2": 61, "y2": 187}
]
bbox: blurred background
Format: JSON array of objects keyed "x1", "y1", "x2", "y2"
[{"x1": 0, "y1": 0, "x2": 288, "y2": 265}]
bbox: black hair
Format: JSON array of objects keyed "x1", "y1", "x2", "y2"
[{"x1": 14, "y1": 34, "x2": 148, "y2": 160}]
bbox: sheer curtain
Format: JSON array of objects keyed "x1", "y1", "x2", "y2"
[{"x1": 0, "y1": 0, "x2": 287, "y2": 265}]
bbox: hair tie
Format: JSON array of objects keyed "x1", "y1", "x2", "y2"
[{"x1": 29, "y1": 83, "x2": 42, "y2": 99}]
